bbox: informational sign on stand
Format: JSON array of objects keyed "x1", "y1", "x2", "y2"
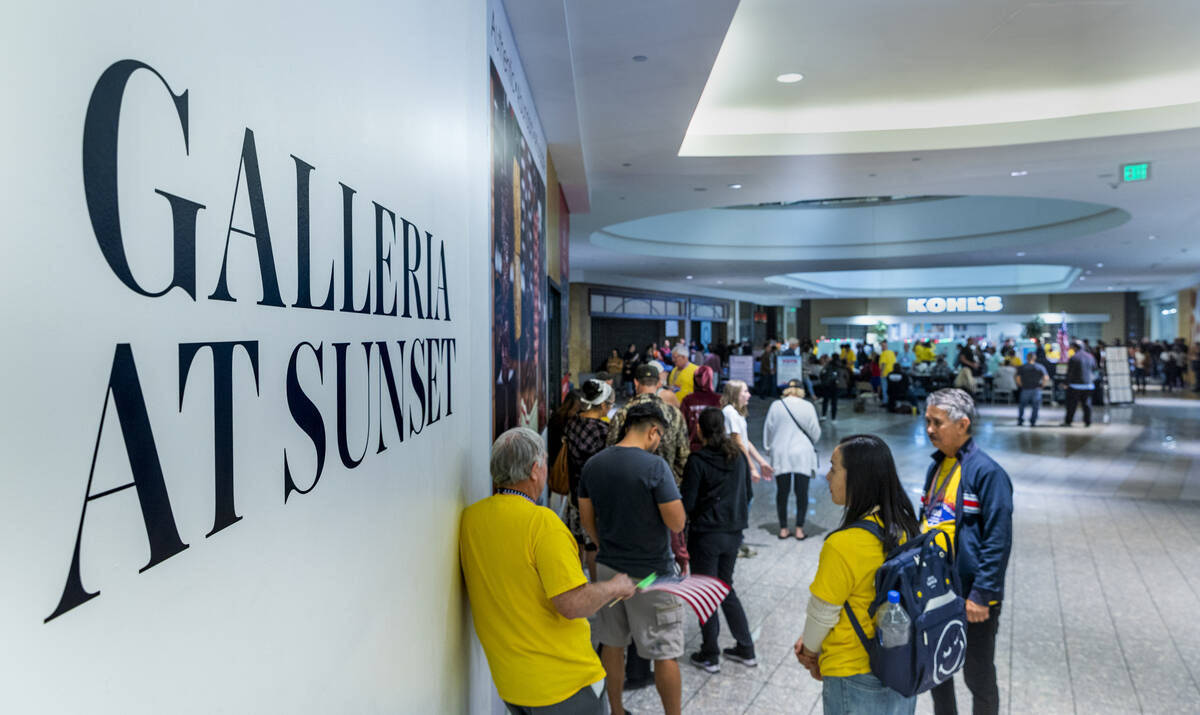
[
  {"x1": 1104, "y1": 347, "x2": 1134, "y2": 404},
  {"x1": 777, "y1": 355, "x2": 805, "y2": 386},
  {"x1": 729, "y1": 355, "x2": 754, "y2": 384}
]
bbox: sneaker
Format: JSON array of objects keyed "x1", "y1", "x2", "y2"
[
  {"x1": 722, "y1": 645, "x2": 758, "y2": 667},
  {"x1": 689, "y1": 651, "x2": 720, "y2": 673}
]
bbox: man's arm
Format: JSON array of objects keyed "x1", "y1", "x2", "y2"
[
  {"x1": 551, "y1": 574, "x2": 637, "y2": 620},
  {"x1": 658, "y1": 499, "x2": 686, "y2": 533},
  {"x1": 579, "y1": 497, "x2": 599, "y2": 546},
  {"x1": 968, "y1": 462, "x2": 1014, "y2": 608}
]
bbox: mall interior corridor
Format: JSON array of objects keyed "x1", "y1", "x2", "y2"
[{"x1": 630, "y1": 391, "x2": 1200, "y2": 715}]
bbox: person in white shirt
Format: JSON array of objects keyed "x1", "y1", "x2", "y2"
[
  {"x1": 764, "y1": 379, "x2": 821, "y2": 539},
  {"x1": 720, "y1": 380, "x2": 772, "y2": 482}
]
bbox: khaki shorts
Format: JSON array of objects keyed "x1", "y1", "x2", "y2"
[{"x1": 590, "y1": 563, "x2": 685, "y2": 661}]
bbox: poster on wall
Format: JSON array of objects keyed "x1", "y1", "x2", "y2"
[{"x1": 490, "y1": 5, "x2": 548, "y2": 439}]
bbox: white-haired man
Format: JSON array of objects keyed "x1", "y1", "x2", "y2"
[
  {"x1": 460, "y1": 427, "x2": 637, "y2": 715},
  {"x1": 922, "y1": 389, "x2": 1013, "y2": 715}
]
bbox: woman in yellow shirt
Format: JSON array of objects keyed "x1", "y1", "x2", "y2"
[{"x1": 793, "y1": 434, "x2": 920, "y2": 715}]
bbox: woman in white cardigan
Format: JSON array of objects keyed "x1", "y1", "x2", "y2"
[{"x1": 764, "y1": 379, "x2": 821, "y2": 539}]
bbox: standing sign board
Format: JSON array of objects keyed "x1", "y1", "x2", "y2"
[
  {"x1": 1104, "y1": 347, "x2": 1134, "y2": 404},
  {"x1": 729, "y1": 355, "x2": 754, "y2": 385},
  {"x1": 777, "y1": 355, "x2": 805, "y2": 386}
]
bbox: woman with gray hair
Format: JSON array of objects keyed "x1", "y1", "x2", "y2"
[{"x1": 764, "y1": 379, "x2": 821, "y2": 539}]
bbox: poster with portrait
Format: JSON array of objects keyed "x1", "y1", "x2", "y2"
[{"x1": 490, "y1": 59, "x2": 547, "y2": 439}]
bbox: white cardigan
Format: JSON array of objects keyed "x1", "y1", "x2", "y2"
[{"x1": 763, "y1": 396, "x2": 821, "y2": 477}]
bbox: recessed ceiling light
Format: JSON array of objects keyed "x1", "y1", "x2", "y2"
[
  {"x1": 1079, "y1": 276, "x2": 1086, "y2": 281},
  {"x1": 716, "y1": 280, "x2": 724, "y2": 285},
  {"x1": 1016, "y1": 251, "x2": 1026, "y2": 257},
  {"x1": 1085, "y1": 270, "x2": 1092, "y2": 275},
  {"x1": 776, "y1": 72, "x2": 804, "y2": 83},
  {"x1": 1010, "y1": 170, "x2": 1028, "y2": 177},
  {"x1": 1148, "y1": 234, "x2": 1157, "y2": 240},
  {"x1": 728, "y1": 183, "x2": 743, "y2": 189},
  {"x1": 685, "y1": 275, "x2": 693, "y2": 280},
  {"x1": 1096, "y1": 262, "x2": 1103, "y2": 267},
  {"x1": 632, "y1": 55, "x2": 648, "y2": 62},
  {"x1": 1107, "y1": 286, "x2": 1114, "y2": 290}
]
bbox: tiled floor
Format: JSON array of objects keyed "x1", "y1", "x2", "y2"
[{"x1": 618, "y1": 388, "x2": 1200, "y2": 715}]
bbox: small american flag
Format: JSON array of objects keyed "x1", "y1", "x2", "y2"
[{"x1": 643, "y1": 575, "x2": 730, "y2": 625}]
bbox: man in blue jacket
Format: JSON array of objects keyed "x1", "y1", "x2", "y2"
[{"x1": 921, "y1": 388, "x2": 1013, "y2": 715}]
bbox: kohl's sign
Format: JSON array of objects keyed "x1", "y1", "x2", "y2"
[{"x1": 907, "y1": 296, "x2": 1003, "y2": 314}]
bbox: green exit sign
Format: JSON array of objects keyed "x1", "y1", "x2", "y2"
[{"x1": 1122, "y1": 162, "x2": 1150, "y2": 182}]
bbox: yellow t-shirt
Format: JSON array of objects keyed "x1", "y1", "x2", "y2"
[
  {"x1": 920, "y1": 457, "x2": 961, "y2": 546},
  {"x1": 841, "y1": 349, "x2": 856, "y2": 368},
  {"x1": 879, "y1": 349, "x2": 897, "y2": 376},
  {"x1": 459, "y1": 494, "x2": 604, "y2": 706},
  {"x1": 914, "y1": 344, "x2": 934, "y2": 362},
  {"x1": 810, "y1": 515, "x2": 897, "y2": 677},
  {"x1": 670, "y1": 362, "x2": 697, "y2": 403}
]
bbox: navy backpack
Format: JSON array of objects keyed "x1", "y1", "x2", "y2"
[{"x1": 839, "y1": 521, "x2": 967, "y2": 697}]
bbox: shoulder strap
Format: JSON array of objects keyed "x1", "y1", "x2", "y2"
[
  {"x1": 780, "y1": 399, "x2": 818, "y2": 448},
  {"x1": 838, "y1": 517, "x2": 886, "y2": 653}
]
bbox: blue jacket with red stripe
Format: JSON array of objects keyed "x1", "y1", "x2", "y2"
[{"x1": 922, "y1": 438, "x2": 1013, "y2": 606}]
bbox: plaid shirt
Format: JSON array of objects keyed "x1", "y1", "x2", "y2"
[
  {"x1": 606, "y1": 394, "x2": 690, "y2": 485},
  {"x1": 564, "y1": 416, "x2": 609, "y2": 484}
]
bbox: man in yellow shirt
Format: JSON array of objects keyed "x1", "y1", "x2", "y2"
[
  {"x1": 878, "y1": 340, "x2": 897, "y2": 404},
  {"x1": 839, "y1": 343, "x2": 856, "y2": 369},
  {"x1": 668, "y1": 351, "x2": 698, "y2": 403},
  {"x1": 460, "y1": 427, "x2": 637, "y2": 714}
]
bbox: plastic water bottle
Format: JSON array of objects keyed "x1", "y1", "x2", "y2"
[{"x1": 875, "y1": 590, "x2": 911, "y2": 648}]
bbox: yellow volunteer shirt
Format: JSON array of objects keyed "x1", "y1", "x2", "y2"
[
  {"x1": 841, "y1": 349, "x2": 856, "y2": 368},
  {"x1": 920, "y1": 457, "x2": 961, "y2": 546},
  {"x1": 879, "y1": 349, "x2": 897, "y2": 376},
  {"x1": 459, "y1": 494, "x2": 605, "y2": 706},
  {"x1": 810, "y1": 515, "x2": 903, "y2": 677},
  {"x1": 914, "y1": 344, "x2": 934, "y2": 362},
  {"x1": 670, "y1": 362, "x2": 697, "y2": 403}
]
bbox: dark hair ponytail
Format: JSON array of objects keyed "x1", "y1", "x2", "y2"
[
  {"x1": 835, "y1": 434, "x2": 919, "y2": 552},
  {"x1": 699, "y1": 407, "x2": 741, "y2": 463}
]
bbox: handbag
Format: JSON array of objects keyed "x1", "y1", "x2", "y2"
[{"x1": 548, "y1": 439, "x2": 571, "y2": 495}]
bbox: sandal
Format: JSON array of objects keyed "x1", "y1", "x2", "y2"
[
  {"x1": 794, "y1": 528, "x2": 807, "y2": 540},
  {"x1": 778, "y1": 529, "x2": 790, "y2": 540}
]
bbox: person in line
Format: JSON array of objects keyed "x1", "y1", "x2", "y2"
[
  {"x1": 668, "y1": 350, "x2": 699, "y2": 403},
  {"x1": 922, "y1": 389, "x2": 1013, "y2": 715},
  {"x1": 621, "y1": 342, "x2": 641, "y2": 396},
  {"x1": 460, "y1": 428, "x2": 637, "y2": 715},
  {"x1": 681, "y1": 365, "x2": 722, "y2": 452},
  {"x1": 898, "y1": 341, "x2": 915, "y2": 371},
  {"x1": 563, "y1": 379, "x2": 615, "y2": 576},
  {"x1": 1062, "y1": 340, "x2": 1097, "y2": 427},
  {"x1": 764, "y1": 379, "x2": 821, "y2": 540},
  {"x1": 794, "y1": 434, "x2": 920, "y2": 715},
  {"x1": 1132, "y1": 344, "x2": 1148, "y2": 393},
  {"x1": 1015, "y1": 353, "x2": 1049, "y2": 427},
  {"x1": 681, "y1": 408, "x2": 757, "y2": 674},
  {"x1": 605, "y1": 349, "x2": 625, "y2": 391},
  {"x1": 580, "y1": 402, "x2": 687, "y2": 715},
  {"x1": 605, "y1": 362, "x2": 690, "y2": 690},
  {"x1": 877, "y1": 340, "x2": 897, "y2": 404},
  {"x1": 721, "y1": 379, "x2": 772, "y2": 482},
  {"x1": 547, "y1": 390, "x2": 583, "y2": 467},
  {"x1": 818, "y1": 355, "x2": 843, "y2": 422},
  {"x1": 759, "y1": 341, "x2": 779, "y2": 397}
]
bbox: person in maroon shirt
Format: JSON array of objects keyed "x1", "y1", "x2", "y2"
[{"x1": 681, "y1": 366, "x2": 723, "y2": 452}]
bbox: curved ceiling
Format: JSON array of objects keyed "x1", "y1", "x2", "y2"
[
  {"x1": 681, "y1": 0, "x2": 1200, "y2": 155},
  {"x1": 766, "y1": 264, "x2": 1081, "y2": 297},
  {"x1": 591, "y1": 195, "x2": 1130, "y2": 262}
]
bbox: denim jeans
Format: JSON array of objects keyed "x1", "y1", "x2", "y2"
[
  {"x1": 823, "y1": 672, "x2": 916, "y2": 715},
  {"x1": 1017, "y1": 388, "x2": 1040, "y2": 424}
]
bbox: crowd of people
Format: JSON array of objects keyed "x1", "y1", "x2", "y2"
[{"x1": 462, "y1": 367, "x2": 1016, "y2": 715}]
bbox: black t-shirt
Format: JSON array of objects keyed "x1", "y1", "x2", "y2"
[
  {"x1": 579, "y1": 445, "x2": 681, "y2": 578},
  {"x1": 1016, "y1": 362, "x2": 1048, "y2": 389}
]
